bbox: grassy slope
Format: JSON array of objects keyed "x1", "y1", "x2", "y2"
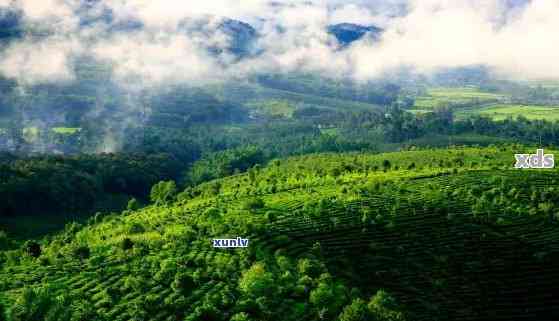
[
  {"x1": 456, "y1": 104, "x2": 559, "y2": 121},
  {"x1": 2, "y1": 146, "x2": 559, "y2": 320},
  {"x1": 411, "y1": 87, "x2": 559, "y2": 121},
  {"x1": 210, "y1": 82, "x2": 383, "y2": 115},
  {"x1": 412, "y1": 87, "x2": 504, "y2": 110}
]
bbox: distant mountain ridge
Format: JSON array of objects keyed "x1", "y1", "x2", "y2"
[{"x1": 327, "y1": 23, "x2": 383, "y2": 46}]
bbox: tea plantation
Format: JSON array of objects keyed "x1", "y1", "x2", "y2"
[{"x1": 1, "y1": 146, "x2": 559, "y2": 321}]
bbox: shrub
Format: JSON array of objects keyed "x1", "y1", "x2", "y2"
[
  {"x1": 127, "y1": 198, "x2": 141, "y2": 211},
  {"x1": 150, "y1": 180, "x2": 178, "y2": 205},
  {"x1": 8, "y1": 285, "x2": 62, "y2": 321},
  {"x1": 185, "y1": 303, "x2": 220, "y2": 321},
  {"x1": 203, "y1": 207, "x2": 222, "y2": 221},
  {"x1": 265, "y1": 211, "x2": 278, "y2": 223},
  {"x1": 172, "y1": 273, "x2": 195, "y2": 293},
  {"x1": 24, "y1": 241, "x2": 41, "y2": 258},
  {"x1": 0, "y1": 231, "x2": 10, "y2": 250},
  {"x1": 38, "y1": 256, "x2": 51, "y2": 266},
  {"x1": 230, "y1": 312, "x2": 252, "y2": 321},
  {"x1": 297, "y1": 258, "x2": 324, "y2": 278},
  {"x1": 339, "y1": 298, "x2": 369, "y2": 321},
  {"x1": 368, "y1": 290, "x2": 405, "y2": 321},
  {"x1": 127, "y1": 222, "x2": 145, "y2": 234},
  {"x1": 239, "y1": 263, "x2": 274, "y2": 297},
  {"x1": 242, "y1": 198, "x2": 265, "y2": 211},
  {"x1": 382, "y1": 159, "x2": 392, "y2": 171},
  {"x1": 72, "y1": 245, "x2": 91, "y2": 261},
  {"x1": 329, "y1": 167, "x2": 342, "y2": 177},
  {"x1": 120, "y1": 238, "x2": 134, "y2": 251}
]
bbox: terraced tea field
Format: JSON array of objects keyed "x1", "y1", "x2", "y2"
[
  {"x1": 456, "y1": 104, "x2": 559, "y2": 121},
  {"x1": 412, "y1": 87, "x2": 505, "y2": 111},
  {"x1": 2, "y1": 147, "x2": 559, "y2": 321}
]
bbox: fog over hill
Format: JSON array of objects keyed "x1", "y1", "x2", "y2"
[{"x1": 0, "y1": 0, "x2": 556, "y2": 154}]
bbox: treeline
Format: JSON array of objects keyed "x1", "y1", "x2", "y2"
[
  {"x1": 0, "y1": 153, "x2": 182, "y2": 217},
  {"x1": 335, "y1": 106, "x2": 559, "y2": 146},
  {"x1": 256, "y1": 73, "x2": 402, "y2": 106},
  {"x1": 179, "y1": 107, "x2": 559, "y2": 187},
  {"x1": 3, "y1": 105, "x2": 559, "y2": 220},
  {"x1": 482, "y1": 80, "x2": 559, "y2": 105}
]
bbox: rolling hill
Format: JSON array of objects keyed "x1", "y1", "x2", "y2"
[{"x1": 2, "y1": 146, "x2": 559, "y2": 320}]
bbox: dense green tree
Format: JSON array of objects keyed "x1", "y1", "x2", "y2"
[
  {"x1": 338, "y1": 298, "x2": 369, "y2": 321},
  {"x1": 230, "y1": 312, "x2": 252, "y2": 321},
  {"x1": 127, "y1": 198, "x2": 141, "y2": 211},
  {"x1": 120, "y1": 238, "x2": 134, "y2": 251},
  {"x1": 72, "y1": 245, "x2": 91, "y2": 261},
  {"x1": 242, "y1": 198, "x2": 265, "y2": 211},
  {"x1": 150, "y1": 180, "x2": 178, "y2": 205},
  {"x1": 8, "y1": 286, "x2": 58, "y2": 321},
  {"x1": 239, "y1": 263, "x2": 275, "y2": 298},
  {"x1": 172, "y1": 272, "x2": 195, "y2": 294},
  {"x1": 368, "y1": 290, "x2": 405, "y2": 321},
  {"x1": 24, "y1": 241, "x2": 41, "y2": 258},
  {"x1": 0, "y1": 230, "x2": 10, "y2": 250}
]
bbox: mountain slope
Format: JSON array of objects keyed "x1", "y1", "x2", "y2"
[{"x1": 2, "y1": 146, "x2": 559, "y2": 320}]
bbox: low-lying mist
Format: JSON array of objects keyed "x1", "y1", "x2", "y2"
[{"x1": 0, "y1": 0, "x2": 557, "y2": 154}]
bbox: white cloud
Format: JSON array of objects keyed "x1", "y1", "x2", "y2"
[
  {"x1": 91, "y1": 32, "x2": 217, "y2": 86},
  {"x1": 0, "y1": 36, "x2": 82, "y2": 84},
  {"x1": 346, "y1": 0, "x2": 559, "y2": 80},
  {"x1": 2, "y1": 0, "x2": 559, "y2": 86},
  {"x1": 329, "y1": 4, "x2": 388, "y2": 26},
  {"x1": 8, "y1": 0, "x2": 80, "y2": 31}
]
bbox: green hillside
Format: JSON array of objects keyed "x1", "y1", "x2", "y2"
[
  {"x1": 409, "y1": 86, "x2": 559, "y2": 121},
  {"x1": 209, "y1": 82, "x2": 383, "y2": 116},
  {"x1": 456, "y1": 104, "x2": 559, "y2": 121},
  {"x1": 412, "y1": 87, "x2": 505, "y2": 111},
  {"x1": 2, "y1": 146, "x2": 559, "y2": 320}
]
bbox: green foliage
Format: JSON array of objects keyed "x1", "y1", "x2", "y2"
[
  {"x1": 127, "y1": 222, "x2": 146, "y2": 234},
  {"x1": 171, "y1": 272, "x2": 195, "y2": 294},
  {"x1": 203, "y1": 207, "x2": 222, "y2": 222},
  {"x1": 185, "y1": 146, "x2": 264, "y2": 186},
  {"x1": 126, "y1": 198, "x2": 141, "y2": 211},
  {"x1": 0, "y1": 230, "x2": 10, "y2": 250},
  {"x1": 239, "y1": 263, "x2": 275, "y2": 298},
  {"x1": 264, "y1": 211, "x2": 278, "y2": 223},
  {"x1": 309, "y1": 275, "x2": 347, "y2": 318},
  {"x1": 7, "y1": 285, "x2": 69, "y2": 321},
  {"x1": 0, "y1": 153, "x2": 182, "y2": 222},
  {"x1": 120, "y1": 238, "x2": 134, "y2": 251},
  {"x1": 71, "y1": 245, "x2": 91, "y2": 261},
  {"x1": 242, "y1": 198, "x2": 265, "y2": 211},
  {"x1": 297, "y1": 258, "x2": 325, "y2": 278},
  {"x1": 382, "y1": 159, "x2": 392, "y2": 171},
  {"x1": 2, "y1": 147, "x2": 559, "y2": 321},
  {"x1": 185, "y1": 303, "x2": 221, "y2": 321},
  {"x1": 150, "y1": 180, "x2": 178, "y2": 205},
  {"x1": 23, "y1": 241, "x2": 41, "y2": 258},
  {"x1": 338, "y1": 298, "x2": 369, "y2": 321},
  {"x1": 230, "y1": 312, "x2": 252, "y2": 321},
  {"x1": 368, "y1": 290, "x2": 405, "y2": 321}
]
